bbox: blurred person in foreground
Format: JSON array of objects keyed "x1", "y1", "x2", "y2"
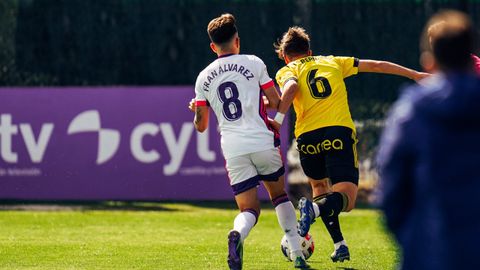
[
  {"x1": 271, "y1": 26, "x2": 428, "y2": 263},
  {"x1": 427, "y1": 14, "x2": 480, "y2": 75},
  {"x1": 377, "y1": 10, "x2": 480, "y2": 270},
  {"x1": 189, "y1": 13, "x2": 309, "y2": 269}
]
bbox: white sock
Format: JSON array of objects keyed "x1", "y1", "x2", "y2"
[
  {"x1": 275, "y1": 201, "x2": 303, "y2": 258},
  {"x1": 334, "y1": 239, "x2": 347, "y2": 250},
  {"x1": 233, "y1": 211, "x2": 257, "y2": 242},
  {"x1": 312, "y1": 203, "x2": 320, "y2": 218}
]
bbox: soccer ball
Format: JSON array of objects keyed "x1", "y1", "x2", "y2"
[{"x1": 280, "y1": 233, "x2": 315, "y2": 261}]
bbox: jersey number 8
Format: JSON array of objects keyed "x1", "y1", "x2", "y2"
[{"x1": 217, "y1": 82, "x2": 243, "y2": 121}]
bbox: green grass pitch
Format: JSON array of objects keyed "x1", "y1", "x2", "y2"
[{"x1": 0, "y1": 202, "x2": 399, "y2": 269}]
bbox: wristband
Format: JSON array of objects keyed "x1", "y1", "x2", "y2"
[{"x1": 274, "y1": 112, "x2": 285, "y2": 125}]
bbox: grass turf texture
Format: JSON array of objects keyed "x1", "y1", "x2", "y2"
[{"x1": 0, "y1": 202, "x2": 398, "y2": 270}]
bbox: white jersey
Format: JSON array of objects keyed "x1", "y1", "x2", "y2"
[{"x1": 194, "y1": 54, "x2": 280, "y2": 159}]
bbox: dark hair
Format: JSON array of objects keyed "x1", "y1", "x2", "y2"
[
  {"x1": 422, "y1": 10, "x2": 474, "y2": 70},
  {"x1": 274, "y1": 27, "x2": 310, "y2": 60},
  {"x1": 207, "y1": 13, "x2": 238, "y2": 45}
]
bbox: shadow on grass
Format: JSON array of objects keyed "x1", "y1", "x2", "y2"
[
  {"x1": 0, "y1": 200, "x2": 251, "y2": 211},
  {"x1": 0, "y1": 200, "x2": 175, "y2": 212},
  {"x1": 0, "y1": 199, "x2": 379, "y2": 212}
]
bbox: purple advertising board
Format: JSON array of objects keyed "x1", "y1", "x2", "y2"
[{"x1": 0, "y1": 87, "x2": 289, "y2": 200}]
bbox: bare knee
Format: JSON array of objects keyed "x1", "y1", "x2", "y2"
[{"x1": 310, "y1": 178, "x2": 330, "y2": 196}]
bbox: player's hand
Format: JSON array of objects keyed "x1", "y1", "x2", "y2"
[
  {"x1": 413, "y1": 72, "x2": 431, "y2": 82},
  {"x1": 188, "y1": 98, "x2": 196, "y2": 112},
  {"x1": 268, "y1": 117, "x2": 281, "y2": 132}
]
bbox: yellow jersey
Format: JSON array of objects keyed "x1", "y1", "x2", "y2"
[{"x1": 275, "y1": 55, "x2": 359, "y2": 138}]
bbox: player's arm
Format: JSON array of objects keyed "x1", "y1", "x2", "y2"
[
  {"x1": 257, "y1": 56, "x2": 280, "y2": 109},
  {"x1": 271, "y1": 79, "x2": 298, "y2": 131},
  {"x1": 262, "y1": 85, "x2": 281, "y2": 109},
  {"x1": 277, "y1": 79, "x2": 298, "y2": 115},
  {"x1": 358, "y1": 60, "x2": 430, "y2": 82},
  {"x1": 189, "y1": 99, "x2": 209, "y2": 133}
]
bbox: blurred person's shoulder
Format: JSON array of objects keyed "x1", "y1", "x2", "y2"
[
  {"x1": 386, "y1": 75, "x2": 445, "y2": 126},
  {"x1": 399, "y1": 74, "x2": 449, "y2": 107},
  {"x1": 395, "y1": 73, "x2": 480, "y2": 127}
]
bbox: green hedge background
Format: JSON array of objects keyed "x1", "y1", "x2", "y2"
[{"x1": 1, "y1": 0, "x2": 478, "y2": 119}]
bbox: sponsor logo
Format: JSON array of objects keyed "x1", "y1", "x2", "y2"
[
  {"x1": 298, "y1": 139, "x2": 344, "y2": 155},
  {"x1": 0, "y1": 114, "x2": 54, "y2": 163},
  {"x1": 0, "y1": 110, "x2": 217, "y2": 176},
  {"x1": 67, "y1": 110, "x2": 120, "y2": 165}
]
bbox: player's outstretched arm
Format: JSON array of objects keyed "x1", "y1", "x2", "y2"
[
  {"x1": 358, "y1": 60, "x2": 430, "y2": 82},
  {"x1": 189, "y1": 99, "x2": 209, "y2": 132}
]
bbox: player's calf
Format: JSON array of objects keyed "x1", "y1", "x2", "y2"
[{"x1": 271, "y1": 193, "x2": 306, "y2": 265}]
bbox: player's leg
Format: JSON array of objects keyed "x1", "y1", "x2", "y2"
[
  {"x1": 296, "y1": 127, "x2": 357, "y2": 262},
  {"x1": 226, "y1": 155, "x2": 262, "y2": 270},
  {"x1": 252, "y1": 148, "x2": 309, "y2": 269},
  {"x1": 307, "y1": 178, "x2": 349, "y2": 243},
  {"x1": 232, "y1": 188, "x2": 261, "y2": 242},
  {"x1": 263, "y1": 177, "x2": 309, "y2": 267},
  {"x1": 331, "y1": 182, "x2": 357, "y2": 212},
  {"x1": 228, "y1": 188, "x2": 260, "y2": 270},
  {"x1": 320, "y1": 126, "x2": 359, "y2": 262},
  {"x1": 299, "y1": 180, "x2": 352, "y2": 263},
  {"x1": 295, "y1": 133, "x2": 329, "y2": 237},
  {"x1": 324, "y1": 181, "x2": 357, "y2": 262}
]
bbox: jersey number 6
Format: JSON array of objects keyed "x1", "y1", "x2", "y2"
[
  {"x1": 307, "y1": 69, "x2": 332, "y2": 99},
  {"x1": 217, "y1": 81, "x2": 243, "y2": 121}
]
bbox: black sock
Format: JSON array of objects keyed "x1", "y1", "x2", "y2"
[
  {"x1": 321, "y1": 213, "x2": 343, "y2": 243},
  {"x1": 313, "y1": 192, "x2": 348, "y2": 244}
]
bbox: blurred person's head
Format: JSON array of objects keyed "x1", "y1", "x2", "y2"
[
  {"x1": 421, "y1": 10, "x2": 474, "y2": 73},
  {"x1": 275, "y1": 27, "x2": 312, "y2": 64},
  {"x1": 207, "y1": 13, "x2": 240, "y2": 56}
]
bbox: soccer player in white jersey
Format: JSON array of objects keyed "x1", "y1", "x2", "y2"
[{"x1": 189, "y1": 14, "x2": 310, "y2": 269}]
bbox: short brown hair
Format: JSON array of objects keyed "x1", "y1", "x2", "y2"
[
  {"x1": 421, "y1": 10, "x2": 474, "y2": 70},
  {"x1": 207, "y1": 13, "x2": 238, "y2": 45},
  {"x1": 274, "y1": 27, "x2": 310, "y2": 60}
]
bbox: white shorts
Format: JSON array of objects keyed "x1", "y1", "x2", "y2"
[{"x1": 225, "y1": 147, "x2": 285, "y2": 195}]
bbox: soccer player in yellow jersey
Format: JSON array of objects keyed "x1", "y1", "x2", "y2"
[{"x1": 270, "y1": 27, "x2": 429, "y2": 263}]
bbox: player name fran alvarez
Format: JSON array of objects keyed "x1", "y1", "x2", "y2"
[{"x1": 202, "y1": 64, "x2": 254, "y2": 91}]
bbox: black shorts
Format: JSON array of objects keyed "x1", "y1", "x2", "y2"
[{"x1": 296, "y1": 126, "x2": 359, "y2": 185}]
